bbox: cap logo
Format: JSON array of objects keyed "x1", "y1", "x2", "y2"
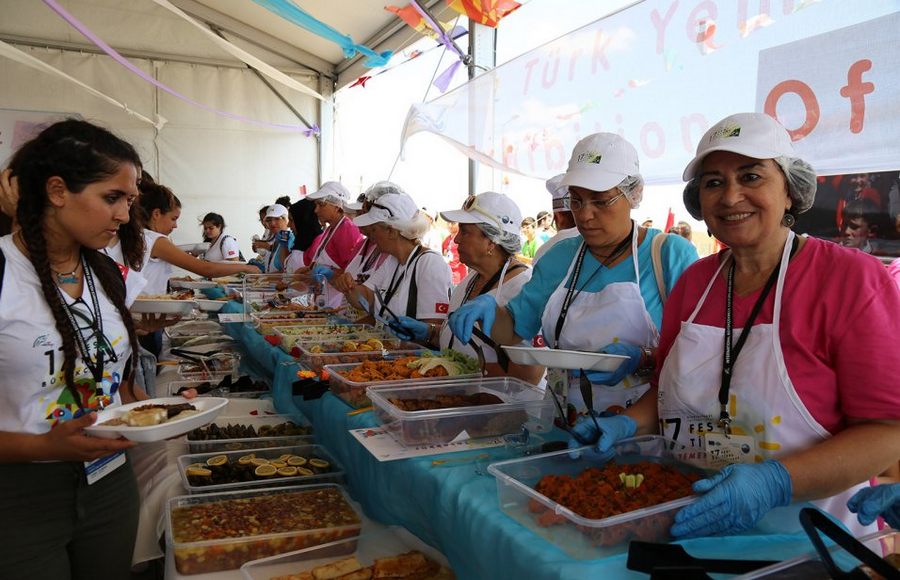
[
  {"x1": 709, "y1": 123, "x2": 741, "y2": 142},
  {"x1": 576, "y1": 151, "x2": 603, "y2": 164}
]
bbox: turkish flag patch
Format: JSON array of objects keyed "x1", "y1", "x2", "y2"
[
  {"x1": 435, "y1": 303, "x2": 449, "y2": 314},
  {"x1": 532, "y1": 335, "x2": 546, "y2": 348}
]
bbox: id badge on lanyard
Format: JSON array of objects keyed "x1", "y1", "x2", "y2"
[
  {"x1": 702, "y1": 431, "x2": 757, "y2": 468},
  {"x1": 84, "y1": 452, "x2": 126, "y2": 485}
]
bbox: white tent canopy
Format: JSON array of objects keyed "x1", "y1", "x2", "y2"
[{"x1": 0, "y1": 0, "x2": 455, "y2": 251}]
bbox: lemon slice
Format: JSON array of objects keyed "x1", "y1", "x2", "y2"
[
  {"x1": 287, "y1": 456, "x2": 307, "y2": 467},
  {"x1": 250, "y1": 458, "x2": 270, "y2": 466},
  {"x1": 238, "y1": 454, "x2": 256, "y2": 465},
  {"x1": 342, "y1": 341, "x2": 358, "y2": 352},
  {"x1": 269, "y1": 460, "x2": 287, "y2": 469},
  {"x1": 186, "y1": 462, "x2": 206, "y2": 470},
  {"x1": 277, "y1": 466, "x2": 298, "y2": 477},
  {"x1": 295, "y1": 467, "x2": 314, "y2": 477},
  {"x1": 309, "y1": 458, "x2": 330, "y2": 471},
  {"x1": 186, "y1": 466, "x2": 212, "y2": 477},
  {"x1": 367, "y1": 339, "x2": 384, "y2": 350},
  {"x1": 206, "y1": 455, "x2": 228, "y2": 467},
  {"x1": 254, "y1": 464, "x2": 277, "y2": 477},
  {"x1": 278, "y1": 454, "x2": 293, "y2": 461}
]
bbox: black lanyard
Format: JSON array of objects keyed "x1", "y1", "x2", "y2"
[
  {"x1": 552, "y1": 225, "x2": 634, "y2": 347},
  {"x1": 718, "y1": 236, "x2": 798, "y2": 433},
  {"x1": 359, "y1": 240, "x2": 381, "y2": 275},
  {"x1": 310, "y1": 216, "x2": 345, "y2": 267},
  {"x1": 381, "y1": 245, "x2": 425, "y2": 317},
  {"x1": 54, "y1": 255, "x2": 115, "y2": 387},
  {"x1": 447, "y1": 261, "x2": 524, "y2": 350}
]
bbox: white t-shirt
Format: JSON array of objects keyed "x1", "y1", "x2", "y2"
[
  {"x1": 285, "y1": 249, "x2": 306, "y2": 274},
  {"x1": 140, "y1": 229, "x2": 172, "y2": 295},
  {"x1": 345, "y1": 240, "x2": 397, "y2": 284},
  {"x1": 439, "y1": 265, "x2": 533, "y2": 362},
  {"x1": 0, "y1": 235, "x2": 132, "y2": 435},
  {"x1": 532, "y1": 228, "x2": 580, "y2": 263},
  {"x1": 102, "y1": 239, "x2": 148, "y2": 306},
  {"x1": 203, "y1": 234, "x2": 241, "y2": 262},
  {"x1": 364, "y1": 246, "x2": 451, "y2": 319}
]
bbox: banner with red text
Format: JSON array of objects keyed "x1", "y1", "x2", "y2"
[{"x1": 401, "y1": 0, "x2": 900, "y2": 184}]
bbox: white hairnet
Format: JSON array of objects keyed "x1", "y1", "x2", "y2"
[
  {"x1": 387, "y1": 211, "x2": 431, "y2": 242},
  {"x1": 364, "y1": 180, "x2": 406, "y2": 202},
  {"x1": 682, "y1": 156, "x2": 817, "y2": 220},
  {"x1": 476, "y1": 222, "x2": 523, "y2": 255},
  {"x1": 617, "y1": 174, "x2": 644, "y2": 209}
]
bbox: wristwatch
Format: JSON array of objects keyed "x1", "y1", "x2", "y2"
[{"x1": 634, "y1": 345, "x2": 655, "y2": 378}]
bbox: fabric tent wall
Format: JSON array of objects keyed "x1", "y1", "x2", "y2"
[{"x1": 0, "y1": 44, "x2": 320, "y2": 256}]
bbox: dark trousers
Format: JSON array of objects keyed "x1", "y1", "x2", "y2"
[{"x1": 0, "y1": 457, "x2": 139, "y2": 580}]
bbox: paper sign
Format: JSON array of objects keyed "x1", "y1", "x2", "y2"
[{"x1": 349, "y1": 426, "x2": 503, "y2": 462}]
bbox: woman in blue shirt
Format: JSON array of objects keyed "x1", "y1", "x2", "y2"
[{"x1": 450, "y1": 133, "x2": 698, "y2": 418}]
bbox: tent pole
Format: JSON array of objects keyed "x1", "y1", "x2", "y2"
[{"x1": 467, "y1": 20, "x2": 496, "y2": 195}]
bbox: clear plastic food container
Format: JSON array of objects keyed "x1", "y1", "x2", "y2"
[
  {"x1": 240, "y1": 526, "x2": 452, "y2": 580},
  {"x1": 165, "y1": 320, "x2": 224, "y2": 338},
  {"x1": 487, "y1": 435, "x2": 711, "y2": 559},
  {"x1": 164, "y1": 376, "x2": 270, "y2": 398},
  {"x1": 367, "y1": 377, "x2": 554, "y2": 446},
  {"x1": 186, "y1": 414, "x2": 314, "y2": 454},
  {"x1": 167, "y1": 332, "x2": 232, "y2": 349},
  {"x1": 166, "y1": 483, "x2": 362, "y2": 575},
  {"x1": 736, "y1": 529, "x2": 900, "y2": 579},
  {"x1": 176, "y1": 353, "x2": 241, "y2": 382},
  {"x1": 177, "y1": 444, "x2": 344, "y2": 493},
  {"x1": 273, "y1": 324, "x2": 386, "y2": 353},
  {"x1": 297, "y1": 337, "x2": 422, "y2": 373},
  {"x1": 323, "y1": 361, "x2": 480, "y2": 410}
]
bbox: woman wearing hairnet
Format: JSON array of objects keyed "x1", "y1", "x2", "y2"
[
  {"x1": 393, "y1": 191, "x2": 545, "y2": 384},
  {"x1": 449, "y1": 133, "x2": 698, "y2": 414},
  {"x1": 573, "y1": 113, "x2": 900, "y2": 538}
]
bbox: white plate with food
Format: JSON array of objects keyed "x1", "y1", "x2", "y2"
[
  {"x1": 502, "y1": 345, "x2": 629, "y2": 372},
  {"x1": 169, "y1": 277, "x2": 217, "y2": 290},
  {"x1": 195, "y1": 298, "x2": 228, "y2": 312},
  {"x1": 85, "y1": 397, "x2": 228, "y2": 442},
  {"x1": 176, "y1": 242, "x2": 210, "y2": 254},
  {"x1": 131, "y1": 298, "x2": 197, "y2": 315}
]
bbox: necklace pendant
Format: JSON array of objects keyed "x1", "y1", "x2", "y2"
[{"x1": 57, "y1": 272, "x2": 79, "y2": 284}]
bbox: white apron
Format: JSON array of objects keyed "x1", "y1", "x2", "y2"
[
  {"x1": 310, "y1": 217, "x2": 348, "y2": 309},
  {"x1": 657, "y1": 231, "x2": 874, "y2": 536},
  {"x1": 540, "y1": 222, "x2": 658, "y2": 414}
]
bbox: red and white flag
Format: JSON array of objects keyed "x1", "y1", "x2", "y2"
[{"x1": 435, "y1": 303, "x2": 449, "y2": 314}]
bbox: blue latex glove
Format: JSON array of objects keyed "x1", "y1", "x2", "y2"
[
  {"x1": 671, "y1": 460, "x2": 792, "y2": 538},
  {"x1": 848, "y1": 483, "x2": 900, "y2": 529},
  {"x1": 388, "y1": 316, "x2": 429, "y2": 342},
  {"x1": 311, "y1": 265, "x2": 334, "y2": 283},
  {"x1": 567, "y1": 413, "x2": 636, "y2": 453},
  {"x1": 448, "y1": 294, "x2": 497, "y2": 344},
  {"x1": 581, "y1": 342, "x2": 642, "y2": 386}
]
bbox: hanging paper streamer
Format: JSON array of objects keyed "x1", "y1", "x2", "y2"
[
  {"x1": 251, "y1": 0, "x2": 392, "y2": 67},
  {"x1": 149, "y1": 0, "x2": 324, "y2": 101},
  {"x1": 42, "y1": 0, "x2": 317, "y2": 134},
  {"x1": 446, "y1": 0, "x2": 521, "y2": 28},
  {"x1": 409, "y1": 2, "x2": 468, "y2": 93},
  {"x1": 0, "y1": 40, "x2": 163, "y2": 129},
  {"x1": 385, "y1": 4, "x2": 462, "y2": 42}
]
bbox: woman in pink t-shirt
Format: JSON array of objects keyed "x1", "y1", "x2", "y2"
[{"x1": 570, "y1": 113, "x2": 900, "y2": 539}]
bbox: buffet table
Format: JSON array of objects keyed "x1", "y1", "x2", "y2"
[{"x1": 218, "y1": 301, "x2": 820, "y2": 580}]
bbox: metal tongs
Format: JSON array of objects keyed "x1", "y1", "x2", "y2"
[
  {"x1": 800, "y1": 507, "x2": 900, "y2": 579},
  {"x1": 544, "y1": 369, "x2": 602, "y2": 446}
]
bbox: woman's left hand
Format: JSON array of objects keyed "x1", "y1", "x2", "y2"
[
  {"x1": 671, "y1": 460, "x2": 793, "y2": 538},
  {"x1": 847, "y1": 483, "x2": 900, "y2": 529},
  {"x1": 388, "y1": 316, "x2": 429, "y2": 342},
  {"x1": 581, "y1": 342, "x2": 642, "y2": 385}
]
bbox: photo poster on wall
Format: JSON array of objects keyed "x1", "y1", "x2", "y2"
[
  {"x1": 0, "y1": 109, "x2": 78, "y2": 167},
  {"x1": 796, "y1": 170, "x2": 900, "y2": 258}
]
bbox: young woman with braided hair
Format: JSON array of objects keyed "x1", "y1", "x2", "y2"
[{"x1": 0, "y1": 119, "x2": 147, "y2": 579}]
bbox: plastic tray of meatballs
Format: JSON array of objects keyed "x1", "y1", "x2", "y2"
[
  {"x1": 166, "y1": 483, "x2": 362, "y2": 575},
  {"x1": 486, "y1": 435, "x2": 712, "y2": 560},
  {"x1": 366, "y1": 377, "x2": 555, "y2": 446},
  {"x1": 177, "y1": 444, "x2": 344, "y2": 494},
  {"x1": 186, "y1": 414, "x2": 314, "y2": 454}
]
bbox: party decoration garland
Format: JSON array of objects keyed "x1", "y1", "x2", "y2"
[
  {"x1": 251, "y1": 0, "x2": 392, "y2": 67},
  {"x1": 42, "y1": 0, "x2": 319, "y2": 134}
]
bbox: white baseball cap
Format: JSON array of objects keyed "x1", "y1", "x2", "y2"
[
  {"x1": 559, "y1": 133, "x2": 640, "y2": 193},
  {"x1": 307, "y1": 181, "x2": 352, "y2": 207},
  {"x1": 353, "y1": 192, "x2": 420, "y2": 227},
  {"x1": 420, "y1": 206, "x2": 438, "y2": 221},
  {"x1": 545, "y1": 173, "x2": 570, "y2": 210},
  {"x1": 440, "y1": 191, "x2": 523, "y2": 238},
  {"x1": 682, "y1": 113, "x2": 794, "y2": 181},
  {"x1": 265, "y1": 204, "x2": 288, "y2": 219}
]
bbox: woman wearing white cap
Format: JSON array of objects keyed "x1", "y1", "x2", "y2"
[
  {"x1": 431, "y1": 192, "x2": 544, "y2": 384},
  {"x1": 343, "y1": 192, "x2": 452, "y2": 345},
  {"x1": 571, "y1": 112, "x2": 900, "y2": 539},
  {"x1": 331, "y1": 182, "x2": 400, "y2": 293},
  {"x1": 450, "y1": 133, "x2": 698, "y2": 414},
  {"x1": 302, "y1": 182, "x2": 362, "y2": 307},
  {"x1": 263, "y1": 203, "x2": 294, "y2": 273}
]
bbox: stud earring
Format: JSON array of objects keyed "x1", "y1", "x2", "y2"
[{"x1": 782, "y1": 213, "x2": 796, "y2": 228}]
